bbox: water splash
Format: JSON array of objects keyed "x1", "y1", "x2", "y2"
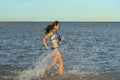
[{"x1": 17, "y1": 51, "x2": 53, "y2": 80}]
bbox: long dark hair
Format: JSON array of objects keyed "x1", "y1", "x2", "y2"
[{"x1": 44, "y1": 21, "x2": 59, "y2": 34}]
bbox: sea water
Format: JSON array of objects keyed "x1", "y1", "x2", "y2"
[{"x1": 0, "y1": 22, "x2": 120, "y2": 80}]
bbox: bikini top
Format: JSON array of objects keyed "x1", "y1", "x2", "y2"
[{"x1": 51, "y1": 34, "x2": 61, "y2": 41}]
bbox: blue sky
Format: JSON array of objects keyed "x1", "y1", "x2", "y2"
[{"x1": 0, "y1": 0, "x2": 120, "y2": 21}]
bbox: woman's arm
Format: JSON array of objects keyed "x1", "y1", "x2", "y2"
[
  {"x1": 61, "y1": 36, "x2": 65, "y2": 41},
  {"x1": 59, "y1": 35, "x2": 65, "y2": 41},
  {"x1": 43, "y1": 33, "x2": 52, "y2": 50},
  {"x1": 52, "y1": 29, "x2": 65, "y2": 41}
]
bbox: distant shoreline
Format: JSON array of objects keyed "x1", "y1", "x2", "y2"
[{"x1": 0, "y1": 21, "x2": 120, "y2": 23}]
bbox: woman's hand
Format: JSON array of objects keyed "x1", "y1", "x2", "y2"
[
  {"x1": 61, "y1": 36, "x2": 65, "y2": 41},
  {"x1": 46, "y1": 46, "x2": 50, "y2": 50}
]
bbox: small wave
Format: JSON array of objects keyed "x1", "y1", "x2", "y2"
[{"x1": 2, "y1": 72, "x2": 116, "y2": 80}]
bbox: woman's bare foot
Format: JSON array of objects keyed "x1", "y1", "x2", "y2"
[{"x1": 59, "y1": 73, "x2": 64, "y2": 77}]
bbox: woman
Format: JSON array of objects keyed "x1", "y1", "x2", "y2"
[{"x1": 40, "y1": 21, "x2": 65, "y2": 77}]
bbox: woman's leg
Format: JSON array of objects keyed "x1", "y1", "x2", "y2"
[
  {"x1": 54, "y1": 50, "x2": 64, "y2": 76},
  {"x1": 58, "y1": 57, "x2": 64, "y2": 76},
  {"x1": 42, "y1": 56, "x2": 57, "y2": 75}
]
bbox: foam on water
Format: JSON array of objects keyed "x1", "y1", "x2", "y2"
[
  {"x1": 16, "y1": 45, "x2": 100, "y2": 80},
  {"x1": 17, "y1": 51, "x2": 54, "y2": 80},
  {"x1": 16, "y1": 46, "x2": 85, "y2": 80}
]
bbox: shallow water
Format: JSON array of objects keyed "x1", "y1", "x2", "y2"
[{"x1": 0, "y1": 22, "x2": 120, "y2": 80}]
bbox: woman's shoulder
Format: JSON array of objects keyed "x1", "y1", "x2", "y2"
[
  {"x1": 52, "y1": 28, "x2": 57, "y2": 33},
  {"x1": 47, "y1": 31, "x2": 54, "y2": 37},
  {"x1": 50, "y1": 29, "x2": 57, "y2": 34}
]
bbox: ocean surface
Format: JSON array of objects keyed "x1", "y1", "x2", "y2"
[{"x1": 0, "y1": 22, "x2": 120, "y2": 80}]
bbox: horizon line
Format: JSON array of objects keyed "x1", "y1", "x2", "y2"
[{"x1": 0, "y1": 20, "x2": 120, "y2": 22}]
